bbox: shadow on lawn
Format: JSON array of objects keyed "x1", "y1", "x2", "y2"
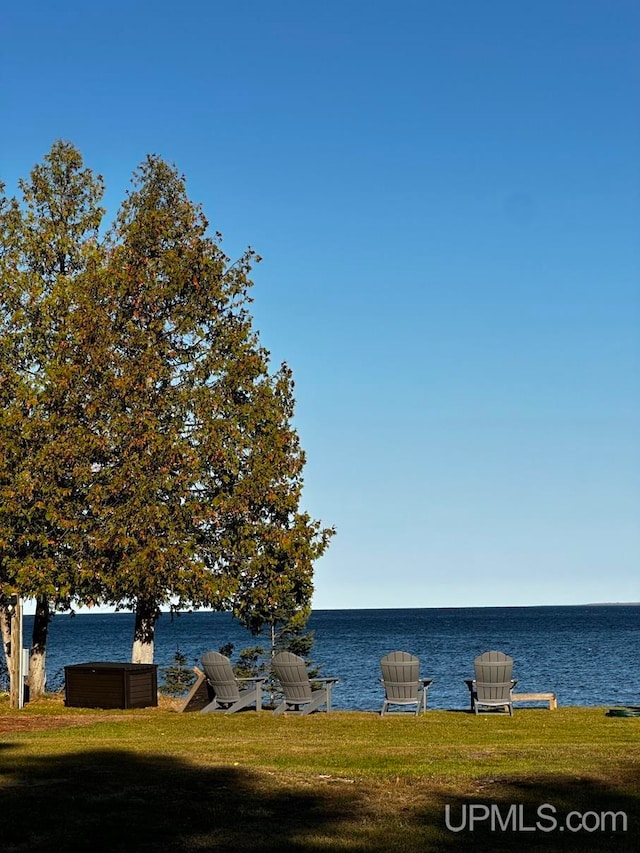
[
  {"x1": 0, "y1": 742, "x2": 363, "y2": 853},
  {"x1": 0, "y1": 739, "x2": 638, "y2": 853},
  {"x1": 419, "y1": 767, "x2": 640, "y2": 852}
]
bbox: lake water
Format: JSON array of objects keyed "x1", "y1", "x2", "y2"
[{"x1": 23, "y1": 604, "x2": 640, "y2": 710}]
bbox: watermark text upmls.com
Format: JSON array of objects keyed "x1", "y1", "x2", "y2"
[{"x1": 445, "y1": 803, "x2": 628, "y2": 834}]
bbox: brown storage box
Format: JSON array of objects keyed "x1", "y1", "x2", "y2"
[{"x1": 64, "y1": 662, "x2": 158, "y2": 709}]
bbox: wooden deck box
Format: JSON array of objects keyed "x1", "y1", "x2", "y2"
[{"x1": 64, "y1": 662, "x2": 158, "y2": 709}]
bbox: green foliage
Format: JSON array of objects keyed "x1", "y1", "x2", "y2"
[
  {"x1": 0, "y1": 141, "x2": 106, "y2": 610},
  {"x1": 272, "y1": 606, "x2": 315, "y2": 659},
  {"x1": 0, "y1": 140, "x2": 335, "y2": 666},
  {"x1": 159, "y1": 648, "x2": 197, "y2": 697},
  {"x1": 223, "y1": 606, "x2": 318, "y2": 686},
  {"x1": 235, "y1": 646, "x2": 268, "y2": 679},
  {"x1": 0, "y1": 141, "x2": 109, "y2": 690},
  {"x1": 217, "y1": 642, "x2": 234, "y2": 659},
  {"x1": 218, "y1": 643, "x2": 266, "y2": 679}
]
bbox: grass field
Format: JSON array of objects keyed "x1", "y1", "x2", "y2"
[{"x1": 0, "y1": 697, "x2": 638, "y2": 851}]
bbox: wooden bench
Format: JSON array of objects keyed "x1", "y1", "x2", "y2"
[{"x1": 512, "y1": 692, "x2": 557, "y2": 710}]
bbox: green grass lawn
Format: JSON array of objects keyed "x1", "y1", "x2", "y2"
[{"x1": 1, "y1": 698, "x2": 638, "y2": 852}]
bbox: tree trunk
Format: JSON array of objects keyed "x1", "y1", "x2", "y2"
[
  {"x1": 29, "y1": 595, "x2": 51, "y2": 697},
  {"x1": 132, "y1": 601, "x2": 158, "y2": 663}
]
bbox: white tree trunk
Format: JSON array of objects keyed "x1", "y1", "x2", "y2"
[
  {"x1": 132, "y1": 637, "x2": 155, "y2": 663},
  {"x1": 29, "y1": 595, "x2": 51, "y2": 697},
  {"x1": 132, "y1": 602, "x2": 157, "y2": 663},
  {"x1": 29, "y1": 648, "x2": 47, "y2": 695}
]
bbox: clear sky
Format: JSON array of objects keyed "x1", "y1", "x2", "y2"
[{"x1": 3, "y1": 2, "x2": 639, "y2": 610}]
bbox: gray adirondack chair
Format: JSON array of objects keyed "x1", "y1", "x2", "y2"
[
  {"x1": 471, "y1": 650, "x2": 515, "y2": 715},
  {"x1": 271, "y1": 651, "x2": 339, "y2": 716},
  {"x1": 200, "y1": 651, "x2": 265, "y2": 714},
  {"x1": 380, "y1": 650, "x2": 433, "y2": 716}
]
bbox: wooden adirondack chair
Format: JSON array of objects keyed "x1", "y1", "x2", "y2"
[
  {"x1": 471, "y1": 650, "x2": 515, "y2": 715},
  {"x1": 199, "y1": 651, "x2": 265, "y2": 714},
  {"x1": 271, "y1": 651, "x2": 338, "y2": 715},
  {"x1": 380, "y1": 650, "x2": 433, "y2": 716}
]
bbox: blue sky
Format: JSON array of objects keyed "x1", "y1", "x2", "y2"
[{"x1": 3, "y1": 2, "x2": 639, "y2": 609}]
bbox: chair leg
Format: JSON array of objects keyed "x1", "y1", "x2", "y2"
[
  {"x1": 299, "y1": 691, "x2": 327, "y2": 716},
  {"x1": 201, "y1": 698, "x2": 223, "y2": 713}
]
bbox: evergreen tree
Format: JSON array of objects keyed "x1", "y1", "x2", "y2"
[
  {"x1": 0, "y1": 142, "x2": 105, "y2": 694},
  {"x1": 159, "y1": 648, "x2": 197, "y2": 697},
  {"x1": 1, "y1": 142, "x2": 333, "y2": 683},
  {"x1": 80, "y1": 155, "x2": 334, "y2": 661}
]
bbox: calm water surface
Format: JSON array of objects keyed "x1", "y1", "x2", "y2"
[{"x1": 25, "y1": 605, "x2": 639, "y2": 710}]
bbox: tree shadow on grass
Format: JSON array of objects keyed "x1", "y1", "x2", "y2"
[
  {"x1": 1, "y1": 739, "x2": 638, "y2": 853},
  {"x1": 417, "y1": 765, "x2": 640, "y2": 852},
  {"x1": 0, "y1": 742, "x2": 366, "y2": 853}
]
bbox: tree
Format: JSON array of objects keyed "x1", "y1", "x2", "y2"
[
  {"x1": 0, "y1": 142, "x2": 105, "y2": 695},
  {"x1": 159, "y1": 648, "x2": 197, "y2": 697},
  {"x1": 82, "y1": 154, "x2": 333, "y2": 661},
  {"x1": 0, "y1": 143, "x2": 333, "y2": 677}
]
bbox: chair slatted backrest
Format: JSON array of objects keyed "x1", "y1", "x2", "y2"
[
  {"x1": 272, "y1": 651, "x2": 313, "y2": 702},
  {"x1": 381, "y1": 651, "x2": 421, "y2": 701},
  {"x1": 201, "y1": 651, "x2": 241, "y2": 703},
  {"x1": 474, "y1": 650, "x2": 513, "y2": 703}
]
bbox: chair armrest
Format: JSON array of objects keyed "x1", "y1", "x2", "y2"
[
  {"x1": 421, "y1": 679, "x2": 434, "y2": 688},
  {"x1": 236, "y1": 677, "x2": 267, "y2": 685},
  {"x1": 311, "y1": 677, "x2": 339, "y2": 685}
]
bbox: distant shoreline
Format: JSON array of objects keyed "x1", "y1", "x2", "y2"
[{"x1": 22, "y1": 600, "x2": 640, "y2": 616}]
